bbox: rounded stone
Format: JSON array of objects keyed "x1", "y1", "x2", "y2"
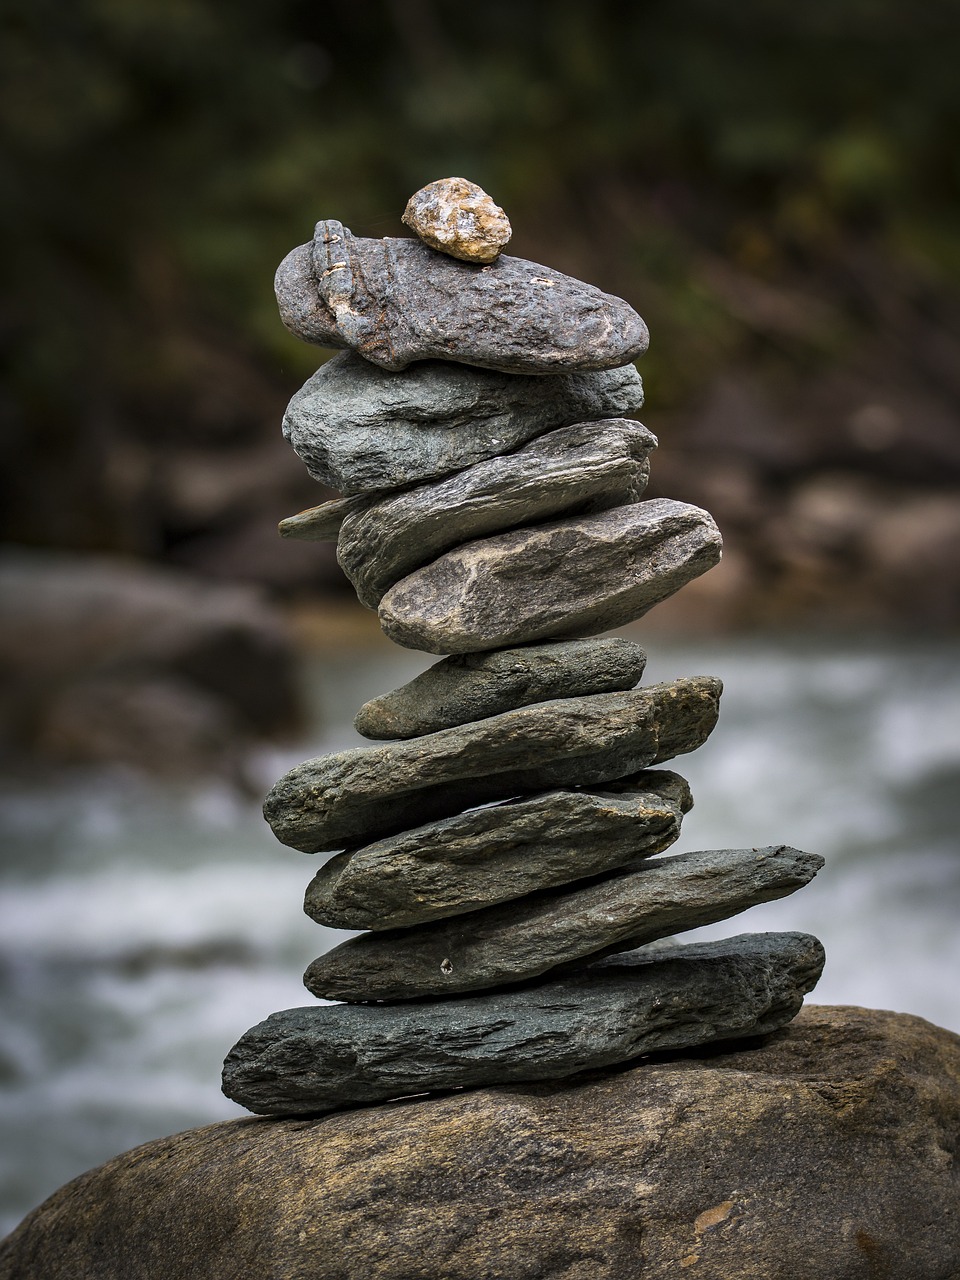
[
  {"x1": 3, "y1": 1007, "x2": 957, "y2": 1279},
  {"x1": 402, "y1": 176, "x2": 512, "y2": 263}
]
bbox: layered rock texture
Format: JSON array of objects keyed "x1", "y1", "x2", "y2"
[
  {"x1": 5, "y1": 1008, "x2": 958, "y2": 1280},
  {"x1": 221, "y1": 179, "x2": 827, "y2": 1119}
]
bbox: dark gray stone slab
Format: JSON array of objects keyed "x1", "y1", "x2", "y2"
[
  {"x1": 304, "y1": 845, "x2": 823, "y2": 1001},
  {"x1": 354, "y1": 637, "x2": 648, "y2": 740},
  {"x1": 338, "y1": 418, "x2": 656, "y2": 608},
  {"x1": 223, "y1": 932, "x2": 825, "y2": 1115},
  {"x1": 264, "y1": 677, "x2": 721, "y2": 853},
  {"x1": 275, "y1": 221, "x2": 649, "y2": 374},
  {"x1": 303, "y1": 769, "x2": 691, "y2": 930},
  {"x1": 379, "y1": 499, "x2": 722, "y2": 654},
  {"x1": 282, "y1": 351, "x2": 644, "y2": 495},
  {"x1": 278, "y1": 494, "x2": 373, "y2": 542},
  {"x1": 402, "y1": 177, "x2": 511, "y2": 263}
]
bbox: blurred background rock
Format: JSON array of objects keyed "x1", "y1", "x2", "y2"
[{"x1": 2, "y1": 0, "x2": 959, "y2": 764}]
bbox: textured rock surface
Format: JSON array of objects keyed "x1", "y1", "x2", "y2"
[
  {"x1": 304, "y1": 846, "x2": 823, "y2": 1000},
  {"x1": 303, "y1": 770, "x2": 691, "y2": 929},
  {"x1": 229, "y1": 934, "x2": 823, "y2": 1114},
  {"x1": 282, "y1": 351, "x2": 644, "y2": 494},
  {"x1": 265, "y1": 677, "x2": 721, "y2": 852},
  {"x1": 380, "y1": 499, "x2": 723, "y2": 654},
  {"x1": 275, "y1": 221, "x2": 649, "y2": 373},
  {"x1": 402, "y1": 176, "x2": 511, "y2": 262},
  {"x1": 354, "y1": 637, "x2": 648, "y2": 739},
  {"x1": 6, "y1": 1006, "x2": 956, "y2": 1280},
  {"x1": 278, "y1": 493, "x2": 373, "y2": 541},
  {"x1": 338, "y1": 418, "x2": 656, "y2": 607}
]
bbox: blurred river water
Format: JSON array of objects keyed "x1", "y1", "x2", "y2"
[{"x1": 1, "y1": 629, "x2": 959, "y2": 1234}]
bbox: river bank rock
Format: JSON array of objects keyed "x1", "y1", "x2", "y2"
[
  {"x1": 303, "y1": 770, "x2": 691, "y2": 930},
  {"x1": 4, "y1": 1005, "x2": 957, "y2": 1280},
  {"x1": 337, "y1": 418, "x2": 656, "y2": 607},
  {"x1": 303, "y1": 846, "x2": 824, "y2": 1001},
  {"x1": 379, "y1": 499, "x2": 722, "y2": 654},
  {"x1": 282, "y1": 351, "x2": 644, "y2": 493},
  {"x1": 264, "y1": 677, "x2": 721, "y2": 852},
  {"x1": 275, "y1": 221, "x2": 649, "y2": 373},
  {"x1": 354, "y1": 637, "x2": 648, "y2": 739}
]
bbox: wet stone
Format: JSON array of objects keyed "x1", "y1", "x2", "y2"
[
  {"x1": 282, "y1": 352, "x2": 644, "y2": 495},
  {"x1": 354, "y1": 637, "x2": 649, "y2": 740},
  {"x1": 264, "y1": 677, "x2": 722, "y2": 853},
  {"x1": 402, "y1": 177, "x2": 512, "y2": 263},
  {"x1": 223, "y1": 933, "x2": 825, "y2": 1116},
  {"x1": 303, "y1": 769, "x2": 691, "y2": 930},
  {"x1": 275, "y1": 220, "x2": 649, "y2": 374},
  {"x1": 304, "y1": 845, "x2": 824, "y2": 1001},
  {"x1": 338, "y1": 418, "x2": 656, "y2": 608},
  {"x1": 379, "y1": 499, "x2": 723, "y2": 654}
]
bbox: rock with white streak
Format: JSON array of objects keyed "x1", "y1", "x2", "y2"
[{"x1": 379, "y1": 499, "x2": 722, "y2": 654}]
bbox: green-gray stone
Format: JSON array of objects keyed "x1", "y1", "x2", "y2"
[
  {"x1": 303, "y1": 769, "x2": 691, "y2": 930},
  {"x1": 378, "y1": 499, "x2": 722, "y2": 654},
  {"x1": 281, "y1": 351, "x2": 644, "y2": 495},
  {"x1": 275, "y1": 222, "x2": 649, "y2": 375},
  {"x1": 263, "y1": 677, "x2": 721, "y2": 853},
  {"x1": 303, "y1": 845, "x2": 824, "y2": 1001},
  {"x1": 223, "y1": 932, "x2": 825, "y2": 1116},
  {"x1": 278, "y1": 494, "x2": 373, "y2": 542},
  {"x1": 337, "y1": 419, "x2": 656, "y2": 608},
  {"x1": 354, "y1": 637, "x2": 648, "y2": 740}
]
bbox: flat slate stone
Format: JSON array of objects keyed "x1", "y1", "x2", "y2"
[
  {"x1": 278, "y1": 494, "x2": 373, "y2": 542},
  {"x1": 338, "y1": 418, "x2": 656, "y2": 608},
  {"x1": 303, "y1": 769, "x2": 691, "y2": 930},
  {"x1": 264, "y1": 677, "x2": 721, "y2": 853},
  {"x1": 229, "y1": 933, "x2": 823, "y2": 1115},
  {"x1": 354, "y1": 637, "x2": 648, "y2": 740},
  {"x1": 304, "y1": 846, "x2": 823, "y2": 1001},
  {"x1": 379, "y1": 499, "x2": 722, "y2": 654},
  {"x1": 281, "y1": 351, "x2": 644, "y2": 494},
  {"x1": 13, "y1": 1005, "x2": 960, "y2": 1280},
  {"x1": 402, "y1": 176, "x2": 512, "y2": 263},
  {"x1": 275, "y1": 221, "x2": 649, "y2": 373}
]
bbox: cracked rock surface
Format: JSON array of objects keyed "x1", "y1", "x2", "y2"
[{"x1": 275, "y1": 221, "x2": 649, "y2": 373}]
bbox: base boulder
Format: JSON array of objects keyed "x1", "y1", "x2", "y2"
[{"x1": 2, "y1": 1006, "x2": 958, "y2": 1280}]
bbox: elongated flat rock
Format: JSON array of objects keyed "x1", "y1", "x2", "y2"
[
  {"x1": 380, "y1": 499, "x2": 723, "y2": 654},
  {"x1": 275, "y1": 221, "x2": 649, "y2": 373},
  {"x1": 304, "y1": 770, "x2": 691, "y2": 930},
  {"x1": 224, "y1": 932, "x2": 825, "y2": 1115},
  {"x1": 354, "y1": 637, "x2": 648, "y2": 739},
  {"x1": 278, "y1": 493, "x2": 372, "y2": 542},
  {"x1": 282, "y1": 351, "x2": 644, "y2": 494},
  {"x1": 304, "y1": 845, "x2": 823, "y2": 1001},
  {"x1": 265, "y1": 677, "x2": 721, "y2": 852},
  {"x1": 338, "y1": 419, "x2": 656, "y2": 608},
  {"x1": 402, "y1": 177, "x2": 511, "y2": 263}
]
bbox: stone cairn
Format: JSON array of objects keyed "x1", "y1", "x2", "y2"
[{"x1": 222, "y1": 178, "x2": 826, "y2": 1116}]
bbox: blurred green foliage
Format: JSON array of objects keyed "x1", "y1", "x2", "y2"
[{"x1": 2, "y1": 0, "x2": 959, "y2": 555}]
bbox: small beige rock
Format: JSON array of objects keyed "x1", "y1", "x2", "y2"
[{"x1": 403, "y1": 177, "x2": 511, "y2": 263}]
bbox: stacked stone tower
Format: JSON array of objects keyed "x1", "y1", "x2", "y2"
[{"x1": 222, "y1": 179, "x2": 825, "y2": 1115}]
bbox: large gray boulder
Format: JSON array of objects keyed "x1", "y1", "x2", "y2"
[
  {"x1": 227, "y1": 933, "x2": 824, "y2": 1113},
  {"x1": 303, "y1": 846, "x2": 824, "y2": 1001},
  {"x1": 4, "y1": 1005, "x2": 957, "y2": 1279},
  {"x1": 281, "y1": 351, "x2": 644, "y2": 493},
  {"x1": 264, "y1": 677, "x2": 722, "y2": 852},
  {"x1": 337, "y1": 418, "x2": 656, "y2": 607},
  {"x1": 275, "y1": 221, "x2": 649, "y2": 373},
  {"x1": 378, "y1": 499, "x2": 722, "y2": 654}
]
